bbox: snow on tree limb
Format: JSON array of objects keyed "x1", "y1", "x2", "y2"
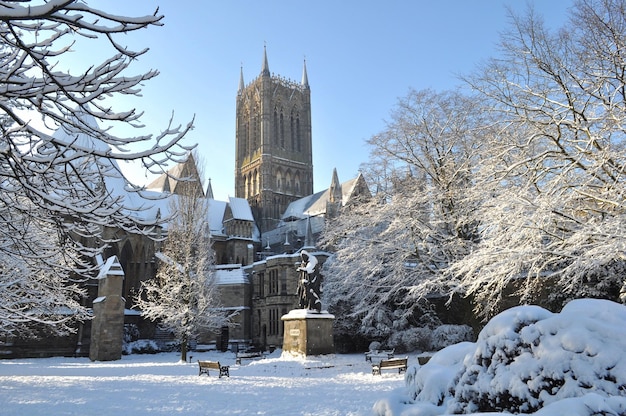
[{"x1": 0, "y1": 1, "x2": 191, "y2": 335}]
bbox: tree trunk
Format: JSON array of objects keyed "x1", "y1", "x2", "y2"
[{"x1": 180, "y1": 335, "x2": 188, "y2": 362}]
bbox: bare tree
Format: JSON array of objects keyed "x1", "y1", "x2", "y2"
[
  {"x1": 0, "y1": 1, "x2": 192, "y2": 334},
  {"x1": 135, "y1": 155, "x2": 229, "y2": 362}
]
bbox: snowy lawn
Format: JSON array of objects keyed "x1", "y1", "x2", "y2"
[{"x1": 0, "y1": 350, "x2": 410, "y2": 415}]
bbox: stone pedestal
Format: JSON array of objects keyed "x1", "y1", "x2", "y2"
[
  {"x1": 90, "y1": 256, "x2": 125, "y2": 361},
  {"x1": 281, "y1": 309, "x2": 335, "y2": 356}
]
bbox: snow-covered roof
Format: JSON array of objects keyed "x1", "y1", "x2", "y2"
[
  {"x1": 228, "y1": 196, "x2": 255, "y2": 221},
  {"x1": 207, "y1": 199, "x2": 227, "y2": 236},
  {"x1": 261, "y1": 215, "x2": 326, "y2": 249},
  {"x1": 51, "y1": 109, "x2": 167, "y2": 224},
  {"x1": 214, "y1": 265, "x2": 249, "y2": 285},
  {"x1": 281, "y1": 175, "x2": 366, "y2": 220}
]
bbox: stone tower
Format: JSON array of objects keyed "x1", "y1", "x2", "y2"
[{"x1": 235, "y1": 47, "x2": 313, "y2": 233}]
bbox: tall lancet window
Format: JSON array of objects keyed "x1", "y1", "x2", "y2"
[
  {"x1": 280, "y1": 111, "x2": 285, "y2": 148},
  {"x1": 296, "y1": 116, "x2": 301, "y2": 152},
  {"x1": 290, "y1": 110, "x2": 296, "y2": 151},
  {"x1": 273, "y1": 107, "x2": 279, "y2": 145},
  {"x1": 251, "y1": 112, "x2": 258, "y2": 154}
]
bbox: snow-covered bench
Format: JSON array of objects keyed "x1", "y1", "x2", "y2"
[
  {"x1": 371, "y1": 357, "x2": 408, "y2": 375},
  {"x1": 235, "y1": 351, "x2": 263, "y2": 365},
  {"x1": 198, "y1": 360, "x2": 229, "y2": 377},
  {"x1": 364, "y1": 348, "x2": 395, "y2": 362}
]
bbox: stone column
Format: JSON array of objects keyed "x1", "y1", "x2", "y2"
[{"x1": 90, "y1": 256, "x2": 125, "y2": 361}]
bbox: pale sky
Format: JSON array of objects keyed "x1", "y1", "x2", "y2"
[{"x1": 79, "y1": 0, "x2": 573, "y2": 201}]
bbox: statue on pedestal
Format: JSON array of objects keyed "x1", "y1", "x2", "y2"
[{"x1": 297, "y1": 250, "x2": 322, "y2": 312}]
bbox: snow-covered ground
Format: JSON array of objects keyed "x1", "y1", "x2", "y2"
[
  {"x1": 0, "y1": 349, "x2": 410, "y2": 415},
  {"x1": 2, "y1": 298, "x2": 626, "y2": 416}
]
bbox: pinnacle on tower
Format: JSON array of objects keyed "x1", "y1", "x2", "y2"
[
  {"x1": 329, "y1": 167, "x2": 342, "y2": 204},
  {"x1": 261, "y1": 45, "x2": 270, "y2": 76},
  {"x1": 238, "y1": 65, "x2": 245, "y2": 95},
  {"x1": 206, "y1": 178, "x2": 214, "y2": 199},
  {"x1": 302, "y1": 58, "x2": 309, "y2": 88}
]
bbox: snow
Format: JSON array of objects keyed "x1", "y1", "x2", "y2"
[
  {"x1": 228, "y1": 196, "x2": 255, "y2": 221},
  {"x1": 2, "y1": 299, "x2": 626, "y2": 415},
  {"x1": 0, "y1": 350, "x2": 405, "y2": 415},
  {"x1": 374, "y1": 298, "x2": 626, "y2": 415},
  {"x1": 214, "y1": 265, "x2": 249, "y2": 285}
]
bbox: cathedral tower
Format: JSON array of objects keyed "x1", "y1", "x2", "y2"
[{"x1": 235, "y1": 48, "x2": 313, "y2": 233}]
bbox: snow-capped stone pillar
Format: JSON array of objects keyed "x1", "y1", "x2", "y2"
[
  {"x1": 90, "y1": 256, "x2": 125, "y2": 361},
  {"x1": 281, "y1": 309, "x2": 335, "y2": 356}
]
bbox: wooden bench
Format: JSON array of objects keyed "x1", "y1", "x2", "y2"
[
  {"x1": 372, "y1": 357, "x2": 408, "y2": 375},
  {"x1": 365, "y1": 348, "x2": 395, "y2": 362},
  {"x1": 198, "y1": 360, "x2": 229, "y2": 377},
  {"x1": 235, "y1": 351, "x2": 263, "y2": 365}
]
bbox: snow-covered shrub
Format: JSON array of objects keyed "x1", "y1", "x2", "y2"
[
  {"x1": 387, "y1": 327, "x2": 432, "y2": 352},
  {"x1": 123, "y1": 324, "x2": 140, "y2": 344},
  {"x1": 405, "y1": 342, "x2": 475, "y2": 405},
  {"x1": 430, "y1": 325, "x2": 474, "y2": 351},
  {"x1": 122, "y1": 339, "x2": 160, "y2": 355},
  {"x1": 368, "y1": 341, "x2": 382, "y2": 352},
  {"x1": 385, "y1": 325, "x2": 473, "y2": 352},
  {"x1": 375, "y1": 299, "x2": 626, "y2": 415}
]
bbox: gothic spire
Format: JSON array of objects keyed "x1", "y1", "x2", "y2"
[
  {"x1": 329, "y1": 167, "x2": 342, "y2": 204},
  {"x1": 303, "y1": 216, "x2": 315, "y2": 249},
  {"x1": 261, "y1": 45, "x2": 270, "y2": 76},
  {"x1": 301, "y1": 58, "x2": 309, "y2": 88},
  {"x1": 238, "y1": 65, "x2": 244, "y2": 95},
  {"x1": 206, "y1": 178, "x2": 214, "y2": 199}
]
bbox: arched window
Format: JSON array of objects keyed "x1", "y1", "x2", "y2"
[
  {"x1": 280, "y1": 111, "x2": 285, "y2": 148},
  {"x1": 290, "y1": 110, "x2": 296, "y2": 151},
  {"x1": 285, "y1": 171, "x2": 292, "y2": 193},
  {"x1": 251, "y1": 112, "x2": 258, "y2": 153},
  {"x1": 254, "y1": 169, "x2": 260, "y2": 194},
  {"x1": 296, "y1": 116, "x2": 301, "y2": 152},
  {"x1": 273, "y1": 107, "x2": 279, "y2": 145},
  {"x1": 276, "y1": 170, "x2": 283, "y2": 191},
  {"x1": 294, "y1": 172, "x2": 301, "y2": 194},
  {"x1": 242, "y1": 111, "x2": 249, "y2": 154}
]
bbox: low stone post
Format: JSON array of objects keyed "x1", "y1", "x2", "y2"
[{"x1": 90, "y1": 256, "x2": 125, "y2": 361}]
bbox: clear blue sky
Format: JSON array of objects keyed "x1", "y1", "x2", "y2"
[{"x1": 82, "y1": 1, "x2": 573, "y2": 201}]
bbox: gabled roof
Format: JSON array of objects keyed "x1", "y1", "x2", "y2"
[
  {"x1": 281, "y1": 173, "x2": 369, "y2": 221},
  {"x1": 52, "y1": 109, "x2": 169, "y2": 223},
  {"x1": 207, "y1": 199, "x2": 227, "y2": 236},
  {"x1": 228, "y1": 196, "x2": 255, "y2": 221},
  {"x1": 145, "y1": 153, "x2": 204, "y2": 197}
]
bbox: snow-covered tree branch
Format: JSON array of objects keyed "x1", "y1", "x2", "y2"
[
  {"x1": 320, "y1": 89, "x2": 482, "y2": 346},
  {"x1": 0, "y1": 1, "x2": 192, "y2": 335},
  {"x1": 323, "y1": 1, "x2": 626, "y2": 342},
  {"x1": 454, "y1": 0, "x2": 626, "y2": 319}
]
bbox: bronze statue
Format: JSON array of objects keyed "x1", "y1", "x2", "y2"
[{"x1": 297, "y1": 250, "x2": 322, "y2": 312}]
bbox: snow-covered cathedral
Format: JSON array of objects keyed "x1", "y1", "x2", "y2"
[{"x1": 1, "y1": 50, "x2": 370, "y2": 357}]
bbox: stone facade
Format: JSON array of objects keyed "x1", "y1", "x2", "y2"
[{"x1": 235, "y1": 48, "x2": 313, "y2": 233}]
